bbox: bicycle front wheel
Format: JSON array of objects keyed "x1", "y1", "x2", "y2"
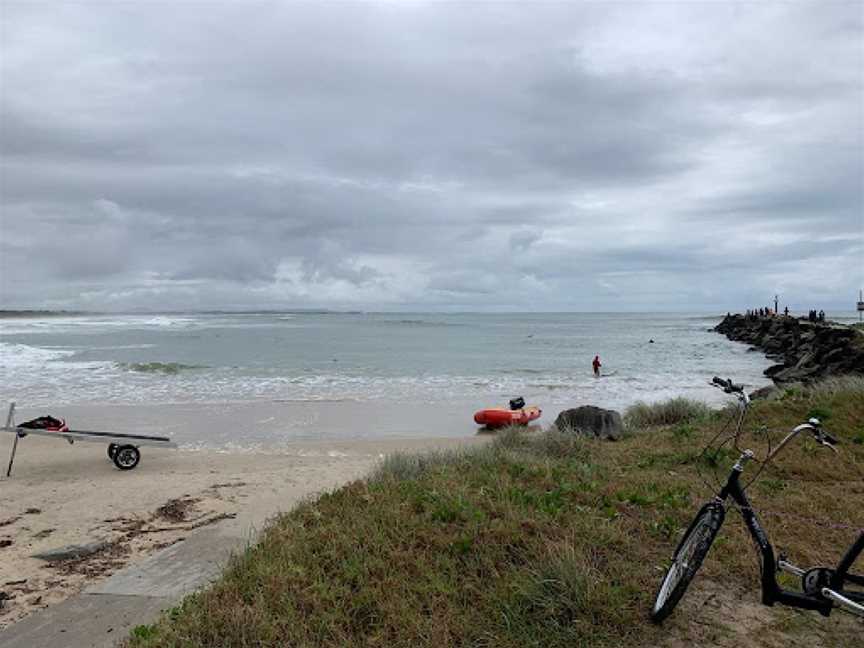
[{"x1": 651, "y1": 502, "x2": 725, "y2": 623}]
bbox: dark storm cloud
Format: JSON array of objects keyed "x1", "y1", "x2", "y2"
[{"x1": 1, "y1": 1, "x2": 861, "y2": 311}]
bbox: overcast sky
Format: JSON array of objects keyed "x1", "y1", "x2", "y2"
[{"x1": 1, "y1": 1, "x2": 862, "y2": 312}]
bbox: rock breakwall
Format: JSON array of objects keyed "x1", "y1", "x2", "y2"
[{"x1": 715, "y1": 314, "x2": 864, "y2": 384}]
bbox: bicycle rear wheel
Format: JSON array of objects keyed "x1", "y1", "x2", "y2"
[{"x1": 651, "y1": 502, "x2": 725, "y2": 623}]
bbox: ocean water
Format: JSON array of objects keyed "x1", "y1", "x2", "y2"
[{"x1": 0, "y1": 312, "x2": 786, "y2": 415}]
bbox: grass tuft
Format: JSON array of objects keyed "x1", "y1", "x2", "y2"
[
  {"x1": 492, "y1": 426, "x2": 594, "y2": 461},
  {"x1": 623, "y1": 397, "x2": 712, "y2": 430},
  {"x1": 370, "y1": 447, "x2": 476, "y2": 482},
  {"x1": 796, "y1": 375, "x2": 864, "y2": 399}
]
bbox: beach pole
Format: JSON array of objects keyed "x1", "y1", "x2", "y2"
[{"x1": 5, "y1": 402, "x2": 18, "y2": 477}]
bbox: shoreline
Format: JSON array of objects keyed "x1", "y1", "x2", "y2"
[
  {"x1": 0, "y1": 433, "x2": 487, "y2": 629},
  {"x1": 2, "y1": 369, "x2": 772, "y2": 451},
  {"x1": 2, "y1": 401, "x2": 486, "y2": 451}
]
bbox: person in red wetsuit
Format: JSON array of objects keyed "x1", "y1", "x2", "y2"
[{"x1": 592, "y1": 355, "x2": 602, "y2": 377}]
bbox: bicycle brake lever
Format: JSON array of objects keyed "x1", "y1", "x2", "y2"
[
  {"x1": 814, "y1": 432, "x2": 839, "y2": 453},
  {"x1": 821, "y1": 440, "x2": 839, "y2": 454}
]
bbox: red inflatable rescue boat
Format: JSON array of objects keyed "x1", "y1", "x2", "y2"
[{"x1": 473, "y1": 406, "x2": 541, "y2": 428}]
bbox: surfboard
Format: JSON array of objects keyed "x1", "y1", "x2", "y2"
[{"x1": 595, "y1": 370, "x2": 618, "y2": 378}]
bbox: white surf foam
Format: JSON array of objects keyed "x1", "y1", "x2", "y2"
[{"x1": 0, "y1": 342, "x2": 76, "y2": 368}]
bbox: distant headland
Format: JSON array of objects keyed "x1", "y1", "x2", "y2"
[{"x1": 0, "y1": 310, "x2": 88, "y2": 319}]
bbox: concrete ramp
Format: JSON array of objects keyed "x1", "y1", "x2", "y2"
[
  {"x1": 85, "y1": 532, "x2": 243, "y2": 599},
  {"x1": 0, "y1": 527, "x2": 252, "y2": 648}
]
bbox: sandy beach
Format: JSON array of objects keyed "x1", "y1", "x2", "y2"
[{"x1": 0, "y1": 428, "x2": 486, "y2": 629}]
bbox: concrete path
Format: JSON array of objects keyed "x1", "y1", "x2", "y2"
[{"x1": 0, "y1": 521, "x2": 250, "y2": 648}]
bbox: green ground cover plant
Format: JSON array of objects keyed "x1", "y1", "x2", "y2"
[{"x1": 128, "y1": 380, "x2": 863, "y2": 647}]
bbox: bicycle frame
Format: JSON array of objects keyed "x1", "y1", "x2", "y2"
[
  {"x1": 717, "y1": 452, "x2": 864, "y2": 617},
  {"x1": 654, "y1": 381, "x2": 864, "y2": 621}
]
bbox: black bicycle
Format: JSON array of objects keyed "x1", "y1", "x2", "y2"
[{"x1": 650, "y1": 377, "x2": 864, "y2": 622}]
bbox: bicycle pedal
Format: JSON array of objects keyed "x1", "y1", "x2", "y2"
[{"x1": 802, "y1": 567, "x2": 834, "y2": 596}]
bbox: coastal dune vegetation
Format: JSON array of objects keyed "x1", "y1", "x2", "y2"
[
  {"x1": 127, "y1": 379, "x2": 863, "y2": 647},
  {"x1": 622, "y1": 397, "x2": 711, "y2": 429}
]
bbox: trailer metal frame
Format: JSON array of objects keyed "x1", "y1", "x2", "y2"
[{"x1": 2, "y1": 403, "x2": 177, "y2": 476}]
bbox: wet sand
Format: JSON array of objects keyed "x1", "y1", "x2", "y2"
[{"x1": 5, "y1": 399, "x2": 487, "y2": 449}]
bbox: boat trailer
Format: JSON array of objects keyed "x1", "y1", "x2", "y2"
[{"x1": 2, "y1": 403, "x2": 177, "y2": 476}]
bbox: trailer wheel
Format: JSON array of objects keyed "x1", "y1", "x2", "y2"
[
  {"x1": 113, "y1": 445, "x2": 140, "y2": 470},
  {"x1": 107, "y1": 443, "x2": 118, "y2": 460}
]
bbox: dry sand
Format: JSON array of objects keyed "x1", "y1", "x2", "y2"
[{"x1": 0, "y1": 430, "x2": 487, "y2": 628}]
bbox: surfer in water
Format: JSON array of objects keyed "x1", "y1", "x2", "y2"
[{"x1": 592, "y1": 355, "x2": 602, "y2": 377}]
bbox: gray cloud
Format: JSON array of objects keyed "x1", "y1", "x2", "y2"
[{"x1": 1, "y1": 1, "x2": 861, "y2": 312}]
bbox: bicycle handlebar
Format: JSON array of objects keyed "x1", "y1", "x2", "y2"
[
  {"x1": 712, "y1": 375, "x2": 840, "y2": 463},
  {"x1": 765, "y1": 418, "x2": 839, "y2": 463},
  {"x1": 712, "y1": 376, "x2": 744, "y2": 394}
]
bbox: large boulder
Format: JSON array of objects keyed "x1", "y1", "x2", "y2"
[
  {"x1": 554, "y1": 406, "x2": 624, "y2": 440},
  {"x1": 764, "y1": 364, "x2": 787, "y2": 378},
  {"x1": 749, "y1": 385, "x2": 778, "y2": 401}
]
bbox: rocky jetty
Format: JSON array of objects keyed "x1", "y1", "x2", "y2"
[{"x1": 715, "y1": 314, "x2": 864, "y2": 384}]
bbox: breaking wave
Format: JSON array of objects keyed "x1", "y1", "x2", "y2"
[
  {"x1": 0, "y1": 342, "x2": 76, "y2": 368},
  {"x1": 118, "y1": 362, "x2": 207, "y2": 375}
]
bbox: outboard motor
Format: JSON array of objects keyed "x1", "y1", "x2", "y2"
[{"x1": 509, "y1": 397, "x2": 525, "y2": 411}]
